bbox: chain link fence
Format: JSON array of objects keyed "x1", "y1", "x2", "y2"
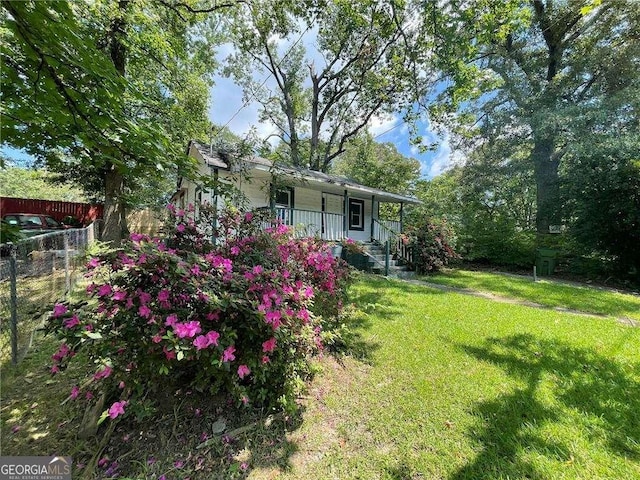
[{"x1": 0, "y1": 223, "x2": 101, "y2": 366}]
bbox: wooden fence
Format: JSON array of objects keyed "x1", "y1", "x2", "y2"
[{"x1": 0, "y1": 197, "x2": 103, "y2": 225}]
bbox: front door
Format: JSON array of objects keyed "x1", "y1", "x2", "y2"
[
  {"x1": 275, "y1": 187, "x2": 294, "y2": 224},
  {"x1": 348, "y1": 198, "x2": 365, "y2": 231}
]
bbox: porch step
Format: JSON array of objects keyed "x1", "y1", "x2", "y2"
[{"x1": 361, "y1": 242, "x2": 413, "y2": 278}]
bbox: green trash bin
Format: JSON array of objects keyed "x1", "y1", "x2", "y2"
[{"x1": 536, "y1": 248, "x2": 558, "y2": 276}]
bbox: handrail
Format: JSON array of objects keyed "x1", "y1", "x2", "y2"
[
  {"x1": 372, "y1": 218, "x2": 395, "y2": 244},
  {"x1": 372, "y1": 219, "x2": 413, "y2": 268}
]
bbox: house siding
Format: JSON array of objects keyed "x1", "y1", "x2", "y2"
[{"x1": 294, "y1": 187, "x2": 321, "y2": 211}]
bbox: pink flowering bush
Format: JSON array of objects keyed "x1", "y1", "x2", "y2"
[{"x1": 47, "y1": 205, "x2": 352, "y2": 421}]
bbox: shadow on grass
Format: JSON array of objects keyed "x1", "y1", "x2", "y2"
[
  {"x1": 451, "y1": 334, "x2": 640, "y2": 480},
  {"x1": 334, "y1": 275, "x2": 445, "y2": 364},
  {"x1": 350, "y1": 275, "x2": 445, "y2": 320}
]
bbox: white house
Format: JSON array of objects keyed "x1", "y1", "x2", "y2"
[{"x1": 173, "y1": 141, "x2": 420, "y2": 243}]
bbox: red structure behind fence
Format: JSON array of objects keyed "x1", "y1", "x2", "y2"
[{"x1": 0, "y1": 197, "x2": 103, "y2": 225}]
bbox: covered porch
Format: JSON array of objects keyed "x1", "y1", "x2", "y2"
[{"x1": 273, "y1": 206, "x2": 403, "y2": 243}]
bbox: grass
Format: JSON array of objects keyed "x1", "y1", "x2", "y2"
[
  {"x1": 421, "y1": 268, "x2": 640, "y2": 321},
  {"x1": 269, "y1": 276, "x2": 640, "y2": 479},
  {"x1": 2, "y1": 274, "x2": 639, "y2": 479},
  {"x1": 0, "y1": 269, "x2": 69, "y2": 366}
]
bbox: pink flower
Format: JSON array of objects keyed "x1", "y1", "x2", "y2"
[
  {"x1": 94, "y1": 365, "x2": 112, "y2": 380},
  {"x1": 98, "y1": 284, "x2": 112, "y2": 297},
  {"x1": 297, "y1": 308, "x2": 310, "y2": 322},
  {"x1": 70, "y1": 386, "x2": 79, "y2": 399},
  {"x1": 113, "y1": 290, "x2": 127, "y2": 301},
  {"x1": 52, "y1": 343, "x2": 70, "y2": 362},
  {"x1": 237, "y1": 364, "x2": 251, "y2": 379},
  {"x1": 108, "y1": 400, "x2": 128, "y2": 419},
  {"x1": 163, "y1": 346, "x2": 176, "y2": 360},
  {"x1": 85, "y1": 391, "x2": 94, "y2": 400},
  {"x1": 173, "y1": 321, "x2": 201, "y2": 339},
  {"x1": 138, "y1": 291, "x2": 152, "y2": 304},
  {"x1": 265, "y1": 310, "x2": 281, "y2": 324},
  {"x1": 191, "y1": 264, "x2": 201, "y2": 276},
  {"x1": 50, "y1": 365, "x2": 60, "y2": 374},
  {"x1": 262, "y1": 337, "x2": 277, "y2": 353},
  {"x1": 262, "y1": 356, "x2": 270, "y2": 364},
  {"x1": 139, "y1": 305, "x2": 152, "y2": 318},
  {"x1": 119, "y1": 381, "x2": 126, "y2": 389},
  {"x1": 230, "y1": 246, "x2": 240, "y2": 256},
  {"x1": 158, "y1": 289, "x2": 170, "y2": 302},
  {"x1": 152, "y1": 334, "x2": 162, "y2": 343},
  {"x1": 165, "y1": 314, "x2": 178, "y2": 327},
  {"x1": 52, "y1": 303, "x2": 67, "y2": 318},
  {"x1": 244, "y1": 212, "x2": 253, "y2": 222},
  {"x1": 252, "y1": 265, "x2": 263, "y2": 275},
  {"x1": 176, "y1": 223, "x2": 185, "y2": 233},
  {"x1": 87, "y1": 257, "x2": 101, "y2": 268},
  {"x1": 63, "y1": 315, "x2": 80, "y2": 329},
  {"x1": 222, "y1": 345, "x2": 236, "y2": 362},
  {"x1": 205, "y1": 330, "x2": 220, "y2": 346},
  {"x1": 193, "y1": 335, "x2": 209, "y2": 350}
]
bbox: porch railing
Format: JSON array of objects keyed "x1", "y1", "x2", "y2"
[
  {"x1": 372, "y1": 218, "x2": 401, "y2": 244},
  {"x1": 275, "y1": 207, "x2": 345, "y2": 241},
  {"x1": 372, "y1": 219, "x2": 413, "y2": 267}
]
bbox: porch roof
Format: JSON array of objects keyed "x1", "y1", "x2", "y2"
[{"x1": 190, "y1": 141, "x2": 421, "y2": 205}]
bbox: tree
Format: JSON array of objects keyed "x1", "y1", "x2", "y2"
[
  {"x1": 225, "y1": 0, "x2": 422, "y2": 172},
  {"x1": 412, "y1": 138, "x2": 538, "y2": 268},
  {"x1": 0, "y1": 165, "x2": 88, "y2": 202},
  {"x1": 422, "y1": 0, "x2": 640, "y2": 235},
  {"x1": 1, "y1": 0, "x2": 231, "y2": 243},
  {"x1": 563, "y1": 136, "x2": 640, "y2": 279},
  {"x1": 331, "y1": 133, "x2": 421, "y2": 196}
]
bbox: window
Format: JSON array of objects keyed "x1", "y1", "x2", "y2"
[
  {"x1": 274, "y1": 186, "x2": 294, "y2": 225},
  {"x1": 275, "y1": 188, "x2": 293, "y2": 207},
  {"x1": 22, "y1": 215, "x2": 43, "y2": 227},
  {"x1": 4, "y1": 215, "x2": 18, "y2": 225},
  {"x1": 348, "y1": 199, "x2": 365, "y2": 231},
  {"x1": 45, "y1": 216, "x2": 60, "y2": 227}
]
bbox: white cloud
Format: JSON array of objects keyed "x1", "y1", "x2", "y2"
[{"x1": 368, "y1": 113, "x2": 401, "y2": 138}]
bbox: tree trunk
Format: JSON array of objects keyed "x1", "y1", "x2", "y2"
[
  {"x1": 100, "y1": 0, "x2": 130, "y2": 244},
  {"x1": 102, "y1": 167, "x2": 127, "y2": 245},
  {"x1": 532, "y1": 134, "x2": 560, "y2": 234}
]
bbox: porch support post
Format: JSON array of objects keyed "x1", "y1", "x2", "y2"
[
  {"x1": 269, "y1": 183, "x2": 276, "y2": 214},
  {"x1": 211, "y1": 167, "x2": 219, "y2": 244},
  {"x1": 343, "y1": 189, "x2": 348, "y2": 238},
  {"x1": 370, "y1": 195, "x2": 376, "y2": 242},
  {"x1": 400, "y1": 202, "x2": 404, "y2": 233}
]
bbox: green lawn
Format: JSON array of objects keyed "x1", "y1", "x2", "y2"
[
  {"x1": 271, "y1": 276, "x2": 640, "y2": 479},
  {"x1": 421, "y1": 269, "x2": 640, "y2": 321},
  {"x1": 2, "y1": 275, "x2": 639, "y2": 479}
]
